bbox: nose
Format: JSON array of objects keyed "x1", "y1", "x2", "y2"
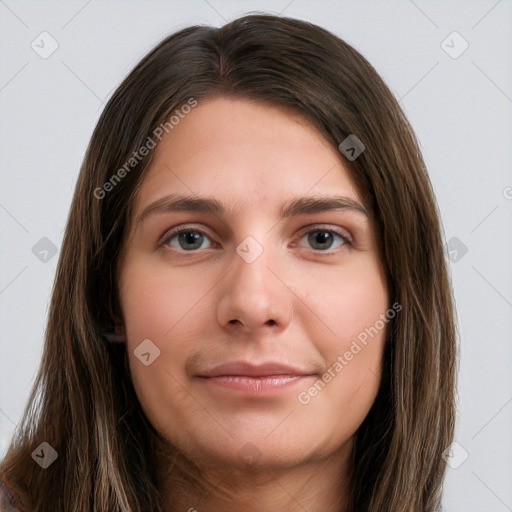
[{"x1": 215, "y1": 239, "x2": 293, "y2": 335}]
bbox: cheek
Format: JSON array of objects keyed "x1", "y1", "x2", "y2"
[
  {"x1": 295, "y1": 255, "x2": 388, "y2": 426},
  {"x1": 119, "y1": 260, "x2": 210, "y2": 341},
  {"x1": 118, "y1": 261, "x2": 214, "y2": 431},
  {"x1": 302, "y1": 254, "x2": 389, "y2": 348}
]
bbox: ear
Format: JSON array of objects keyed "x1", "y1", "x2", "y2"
[
  {"x1": 103, "y1": 323, "x2": 126, "y2": 344},
  {"x1": 107, "y1": 295, "x2": 126, "y2": 343}
]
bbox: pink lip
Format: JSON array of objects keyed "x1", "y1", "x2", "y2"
[
  {"x1": 198, "y1": 361, "x2": 312, "y2": 378},
  {"x1": 196, "y1": 361, "x2": 316, "y2": 394}
]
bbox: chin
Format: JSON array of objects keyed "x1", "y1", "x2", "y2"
[{"x1": 175, "y1": 428, "x2": 325, "y2": 472}]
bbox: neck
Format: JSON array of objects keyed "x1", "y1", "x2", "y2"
[{"x1": 155, "y1": 440, "x2": 352, "y2": 512}]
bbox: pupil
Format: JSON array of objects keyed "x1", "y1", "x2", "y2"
[
  {"x1": 310, "y1": 231, "x2": 332, "y2": 249},
  {"x1": 179, "y1": 232, "x2": 202, "y2": 250}
]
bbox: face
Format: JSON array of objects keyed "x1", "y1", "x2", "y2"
[{"x1": 117, "y1": 96, "x2": 389, "y2": 471}]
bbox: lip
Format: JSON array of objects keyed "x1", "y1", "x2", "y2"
[
  {"x1": 196, "y1": 361, "x2": 317, "y2": 394},
  {"x1": 197, "y1": 361, "x2": 313, "y2": 378}
]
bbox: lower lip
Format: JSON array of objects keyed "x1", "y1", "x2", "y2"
[{"x1": 198, "y1": 375, "x2": 313, "y2": 394}]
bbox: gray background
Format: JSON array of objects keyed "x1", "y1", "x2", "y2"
[{"x1": 1, "y1": 1, "x2": 511, "y2": 510}]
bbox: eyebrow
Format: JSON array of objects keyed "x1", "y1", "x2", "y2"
[{"x1": 136, "y1": 193, "x2": 368, "y2": 226}]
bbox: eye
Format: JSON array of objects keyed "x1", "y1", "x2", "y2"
[
  {"x1": 160, "y1": 226, "x2": 214, "y2": 251},
  {"x1": 159, "y1": 224, "x2": 352, "y2": 254},
  {"x1": 296, "y1": 226, "x2": 351, "y2": 253}
]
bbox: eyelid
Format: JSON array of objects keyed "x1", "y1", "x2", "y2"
[{"x1": 295, "y1": 223, "x2": 353, "y2": 244}]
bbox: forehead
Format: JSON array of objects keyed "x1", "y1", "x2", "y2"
[{"x1": 133, "y1": 96, "x2": 362, "y2": 217}]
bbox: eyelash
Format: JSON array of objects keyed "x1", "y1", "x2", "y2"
[{"x1": 158, "y1": 224, "x2": 353, "y2": 256}]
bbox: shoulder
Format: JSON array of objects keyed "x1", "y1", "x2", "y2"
[{"x1": 0, "y1": 479, "x2": 24, "y2": 512}]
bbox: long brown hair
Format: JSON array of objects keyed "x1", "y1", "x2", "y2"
[{"x1": 0, "y1": 13, "x2": 457, "y2": 512}]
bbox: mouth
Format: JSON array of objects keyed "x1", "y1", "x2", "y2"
[{"x1": 196, "y1": 361, "x2": 317, "y2": 394}]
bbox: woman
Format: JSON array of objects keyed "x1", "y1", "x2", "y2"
[{"x1": 0, "y1": 13, "x2": 457, "y2": 512}]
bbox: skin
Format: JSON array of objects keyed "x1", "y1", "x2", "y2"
[{"x1": 117, "y1": 96, "x2": 389, "y2": 512}]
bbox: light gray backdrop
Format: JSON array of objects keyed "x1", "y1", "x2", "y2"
[{"x1": 1, "y1": 1, "x2": 511, "y2": 510}]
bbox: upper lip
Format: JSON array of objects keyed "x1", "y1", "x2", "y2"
[{"x1": 198, "y1": 361, "x2": 314, "y2": 378}]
